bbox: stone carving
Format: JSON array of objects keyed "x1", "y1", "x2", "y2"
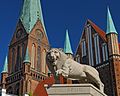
[{"x1": 46, "y1": 48, "x2": 104, "y2": 92}]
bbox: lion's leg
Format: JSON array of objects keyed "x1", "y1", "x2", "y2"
[
  {"x1": 85, "y1": 71, "x2": 104, "y2": 92},
  {"x1": 81, "y1": 72, "x2": 87, "y2": 77},
  {"x1": 98, "y1": 81, "x2": 104, "y2": 93},
  {"x1": 56, "y1": 68, "x2": 69, "y2": 78},
  {"x1": 56, "y1": 69, "x2": 63, "y2": 76},
  {"x1": 93, "y1": 76, "x2": 104, "y2": 93}
]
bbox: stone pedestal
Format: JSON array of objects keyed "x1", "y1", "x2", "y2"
[
  {"x1": 45, "y1": 84, "x2": 107, "y2": 96},
  {"x1": 23, "y1": 94, "x2": 29, "y2": 96},
  {"x1": 0, "y1": 89, "x2": 6, "y2": 96}
]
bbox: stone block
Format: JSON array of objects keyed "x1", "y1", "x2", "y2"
[{"x1": 45, "y1": 84, "x2": 107, "y2": 96}]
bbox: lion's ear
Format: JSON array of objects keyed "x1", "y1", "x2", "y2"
[{"x1": 58, "y1": 48, "x2": 63, "y2": 52}]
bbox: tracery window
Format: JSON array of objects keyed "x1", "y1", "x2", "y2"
[
  {"x1": 81, "y1": 40, "x2": 86, "y2": 57},
  {"x1": 94, "y1": 33, "x2": 101, "y2": 65},
  {"x1": 87, "y1": 25, "x2": 94, "y2": 66},
  {"x1": 31, "y1": 44, "x2": 36, "y2": 68},
  {"x1": 12, "y1": 48, "x2": 15, "y2": 72},
  {"x1": 16, "y1": 46, "x2": 21, "y2": 71},
  {"x1": 37, "y1": 46, "x2": 41, "y2": 71},
  {"x1": 42, "y1": 49, "x2": 46, "y2": 73},
  {"x1": 102, "y1": 43, "x2": 108, "y2": 61}
]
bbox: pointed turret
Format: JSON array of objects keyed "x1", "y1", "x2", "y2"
[
  {"x1": 106, "y1": 7, "x2": 120, "y2": 96},
  {"x1": 106, "y1": 7, "x2": 119, "y2": 56},
  {"x1": 20, "y1": 0, "x2": 46, "y2": 33},
  {"x1": 2, "y1": 56, "x2": 8, "y2": 73},
  {"x1": 106, "y1": 7, "x2": 118, "y2": 34},
  {"x1": 64, "y1": 29, "x2": 73, "y2": 54},
  {"x1": 1, "y1": 56, "x2": 8, "y2": 89},
  {"x1": 23, "y1": 47, "x2": 30, "y2": 63}
]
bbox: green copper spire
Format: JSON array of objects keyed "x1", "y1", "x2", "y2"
[
  {"x1": 20, "y1": 0, "x2": 47, "y2": 33},
  {"x1": 106, "y1": 7, "x2": 118, "y2": 35},
  {"x1": 23, "y1": 47, "x2": 30, "y2": 63},
  {"x1": 64, "y1": 29, "x2": 73, "y2": 54},
  {"x1": 2, "y1": 56, "x2": 8, "y2": 73}
]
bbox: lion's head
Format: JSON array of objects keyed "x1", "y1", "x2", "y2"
[{"x1": 46, "y1": 48, "x2": 61, "y2": 66}]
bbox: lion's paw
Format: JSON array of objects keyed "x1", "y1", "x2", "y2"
[{"x1": 56, "y1": 69, "x2": 62, "y2": 76}]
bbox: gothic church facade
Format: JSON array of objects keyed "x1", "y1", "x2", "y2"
[
  {"x1": 75, "y1": 9, "x2": 120, "y2": 96},
  {"x1": 1, "y1": 0, "x2": 50, "y2": 95},
  {"x1": 0, "y1": 0, "x2": 120, "y2": 96}
]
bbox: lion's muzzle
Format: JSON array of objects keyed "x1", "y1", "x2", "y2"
[{"x1": 46, "y1": 52, "x2": 55, "y2": 63}]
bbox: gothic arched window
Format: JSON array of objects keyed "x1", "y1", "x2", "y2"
[
  {"x1": 31, "y1": 44, "x2": 36, "y2": 68},
  {"x1": 93, "y1": 33, "x2": 101, "y2": 65},
  {"x1": 41, "y1": 49, "x2": 46, "y2": 73},
  {"x1": 102, "y1": 43, "x2": 108, "y2": 61},
  {"x1": 81, "y1": 40, "x2": 86, "y2": 57},
  {"x1": 22, "y1": 43, "x2": 25, "y2": 61},
  {"x1": 21, "y1": 43, "x2": 25, "y2": 68},
  {"x1": 37, "y1": 46, "x2": 41, "y2": 71},
  {"x1": 16, "y1": 46, "x2": 21, "y2": 71},
  {"x1": 12, "y1": 48, "x2": 15, "y2": 72}
]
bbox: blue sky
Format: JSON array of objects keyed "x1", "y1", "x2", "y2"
[{"x1": 0, "y1": 0, "x2": 120, "y2": 73}]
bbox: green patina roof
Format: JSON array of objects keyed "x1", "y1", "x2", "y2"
[
  {"x1": 2, "y1": 56, "x2": 8, "y2": 73},
  {"x1": 23, "y1": 47, "x2": 30, "y2": 63},
  {"x1": 106, "y1": 7, "x2": 118, "y2": 35},
  {"x1": 20, "y1": 0, "x2": 47, "y2": 34},
  {"x1": 64, "y1": 29, "x2": 73, "y2": 54}
]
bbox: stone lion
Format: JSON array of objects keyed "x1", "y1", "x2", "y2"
[{"x1": 46, "y1": 48, "x2": 104, "y2": 92}]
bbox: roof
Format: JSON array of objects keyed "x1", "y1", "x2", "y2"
[
  {"x1": 106, "y1": 7, "x2": 118, "y2": 35},
  {"x1": 2, "y1": 56, "x2": 8, "y2": 73},
  {"x1": 20, "y1": 0, "x2": 47, "y2": 34},
  {"x1": 88, "y1": 19, "x2": 107, "y2": 42},
  {"x1": 23, "y1": 47, "x2": 31, "y2": 63},
  {"x1": 64, "y1": 29, "x2": 73, "y2": 54}
]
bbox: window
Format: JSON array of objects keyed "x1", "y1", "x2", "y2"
[
  {"x1": 87, "y1": 25, "x2": 94, "y2": 66},
  {"x1": 81, "y1": 40, "x2": 86, "y2": 57},
  {"x1": 94, "y1": 33, "x2": 101, "y2": 65},
  {"x1": 37, "y1": 46, "x2": 41, "y2": 71},
  {"x1": 31, "y1": 44, "x2": 36, "y2": 68},
  {"x1": 42, "y1": 49, "x2": 46, "y2": 73},
  {"x1": 21, "y1": 43, "x2": 25, "y2": 68},
  {"x1": 12, "y1": 48, "x2": 15, "y2": 72},
  {"x1": 102, "y1": 43, "x2": 108, "y2": 61},
  {"x1": 16, "y1": 46, "x2": 21, "y2": 71},
  {"x1": 22, "y1": 43, "x2": 25, "y2": 61}
]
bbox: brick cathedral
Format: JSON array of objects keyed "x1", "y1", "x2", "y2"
[{"x1": 0, "y1": 0, "x2": 120, "y2": 96}]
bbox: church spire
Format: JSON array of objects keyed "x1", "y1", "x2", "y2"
[
  {"x1": 106, "y1": 7, "x2": 118, "y2": 35},
  {"x1": 64, "y1": 29, "x2": 73, "y2": 54},
  {"x1": 2, "y1": 56, "x2": 8, "y2": 73},
  {"x1": 20, "y1": 0, "x2": 46, "y2": 33}
]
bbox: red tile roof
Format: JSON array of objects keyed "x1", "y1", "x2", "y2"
[{"x1": 88, "y1": 19, "x2": 107, "y2": 42}]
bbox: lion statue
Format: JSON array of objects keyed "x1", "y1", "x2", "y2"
[{"x1": 46, "y1": 48, "x2": 104, "y2": 92}]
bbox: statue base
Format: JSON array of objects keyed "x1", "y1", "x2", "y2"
[{"x1": 45, "y1": 84, "x2": 107, "y2": 96}]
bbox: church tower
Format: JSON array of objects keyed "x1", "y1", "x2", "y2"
[
  {"x1": 1, "y1": 56, "x2": 8, "y2": 89},
  {"x1": 1, "y1": 0, "x2": 50, "y2": 95},
  {"x1": 106, "y1": 7, "x2": 120, "y2": 96},
  {"x1": 64, "y1": 29, "x2": 73, "y2": 58}
]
